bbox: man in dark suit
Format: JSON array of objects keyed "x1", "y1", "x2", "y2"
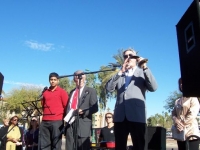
[
  {"x1": 65, "y1": 70, "x2": 98, "y2": 150},
  {"x1": 106, "y1": 48, "x2": 157, "y2": 150},
  {"x1": 0, "y1": 118, "x2": 9, "y2": 150}
]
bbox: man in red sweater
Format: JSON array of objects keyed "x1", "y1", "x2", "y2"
[{"x1": 40, "y1": 72, "x2": 68, "y2": 150}]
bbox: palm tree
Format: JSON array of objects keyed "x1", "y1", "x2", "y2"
[{"x1": 97, "y1": 49, "x2": 125, "y2": 109}]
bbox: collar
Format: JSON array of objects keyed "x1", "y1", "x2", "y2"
[
  {"x1": 76, "y1": 85, "x2": 85, "y2": 94},
  {"x1": 125, "y1": 66, "x2": 137, "y2": 76},
  {"x1": 48, "y1": 86, "x2": 58, "y2": 92}
]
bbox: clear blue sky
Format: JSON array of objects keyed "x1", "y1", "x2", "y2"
[{"x1": 0, "y1": 0, "x2": 193, "y2": 118}]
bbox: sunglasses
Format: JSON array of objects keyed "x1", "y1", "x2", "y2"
[
  {"x1": 31, "y1": 120, "x2": 36, "y2": 122},
  {"x1": 13, "y1": 119, "x2": 18, "y2": 121},
  {"x1": 123, "y1": 54, "x2": 139, "y2": 59},
  {"x1": 105, "y1": 116, "x2": 112, "y2": 119}
]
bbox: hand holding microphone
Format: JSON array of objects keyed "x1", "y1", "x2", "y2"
[{"x1": 137, "y1": 57, "x2": 148, "y2": 69}]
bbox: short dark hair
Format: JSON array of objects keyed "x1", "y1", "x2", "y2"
[
  {"x1": 49, "y1": 72, "x2": 59, "y2": 80},
  {"x1": 105, "y1": 112, "x2": 113, "y2": 119}
]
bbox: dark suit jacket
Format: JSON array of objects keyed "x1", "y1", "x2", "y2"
[
  {"x1": 0, "y1": 126, "x2": 8, "y2": 150},
  {"x1": 66, "y1": 86, "x2": 98, "y2": 137},
  {"x1": 106, "y1": 67, "x2": 157, "y2": 123}
]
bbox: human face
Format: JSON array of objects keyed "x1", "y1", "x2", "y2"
[
  {"x1": 74, "y1": 72, "x2": 86, "y2": 88},
  {"x1": 31, "y1": 118, "x2": 37, "y2": 125},
  {"x1": 49, "y1": 77, "x2": 59, "y2": 87},
  {"x1": 3, "y1": 119, "x2": 9, "y2": 126},
  {"x1": 11, "y1": 117, "x2": 18, "y2": 125},
  {"x1": 123, "y1": 50, "x2": 137, "y2": 69},
  {"x1": 105, "y1": 115, "x2": 113, "y2": 123}
]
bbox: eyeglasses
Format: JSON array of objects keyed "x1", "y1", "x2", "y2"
[
  {"x1": 105, "y1": 116, "x2": 112, "y2": 119},
  {"x1": 13, "y1": 119, "x2": 18, "y2": 121},
  {"x1": 123, "y1": 54, "x2": 138, "y2": 59},
  {"x1": 31, "y1": 120, "x2": 36, "y2": 122}
]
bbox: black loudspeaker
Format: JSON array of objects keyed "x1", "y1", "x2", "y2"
[
  {"x1": 147, "y1": 126, "x2": 166, "y2": 150},
  {"x1": 176, "y1": 0, "x2": 200, "y2": 97},
  {"x1": 0, "y1": 72, "x2": 4, "y2": 95}
]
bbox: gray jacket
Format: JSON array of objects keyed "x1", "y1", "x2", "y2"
[{"x1": 106, "y1": 67, "x2": 157, "y2": 123}]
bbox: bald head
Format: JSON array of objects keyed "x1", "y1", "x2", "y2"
[{"x1": 73, "y1": 70, "x2": 86, "y2": 88}]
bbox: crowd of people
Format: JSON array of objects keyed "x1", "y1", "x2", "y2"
[
  {"x1": 0, "y1": 48, "x2": 200, "y2": 150},
  {"x1": 0, "y1": 116, "x2": 37, "y2": 150},
  {"x1": 0, "y1": 49, "x2": 157, "y2": 150}
]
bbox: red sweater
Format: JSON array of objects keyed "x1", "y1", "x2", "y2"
[{"x1": 41, "y1": 86, "x2": 68, "y2": 120}]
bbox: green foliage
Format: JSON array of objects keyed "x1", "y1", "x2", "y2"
[
  {"x1": 164, "y1": 90, "x2": 182, "y2": 113},
  {"x1": 97, "y1": 49, "x2": 125, "y2": 109},
  {"x1": 112, "y1": 49, "x2": 125, "y2": 65},
  {"x1": 5, "y1": 86, "x2": 42, "y2": 114},
  {"x1": 84, "y1": 72, "x2": 102, "y2": 105},
  {"x1": 149, "y1": 90, "x2": 182, "y2": 129},
  {"x1": 0, "y1": 101, "x2": 8, "y2": 120},
  {"x1": 59, "y1": 78, "x2": 75, "y2": 93},
  {"x1": 98, "y1": 66, "x2": 118, "y2": 109},
  {"x1": 85, "y1": 73, "x2": 97, "y2": 88},
  {"x1": 147, "y1": 112, "x2": 173, "y2": 129}
]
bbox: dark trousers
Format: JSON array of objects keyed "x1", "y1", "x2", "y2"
[
  {"x1": 40, "y1": 120, "x2": 63, "y2": 150},
  {"x1": 65, "y1": 125, "x2": 90, "y2": 150},
  {"x1": 114, "y1": 118, "x2": 146, "y2": 150},
  {"x1": 177, "y1": 139, "x2": 199, "y2": 150}
]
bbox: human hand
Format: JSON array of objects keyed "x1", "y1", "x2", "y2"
[
  {"x1": 12, "y1": 138, "x2": 18, "y2": 143},
  {"x1": 173, "y1": 117, "x2": 184, "y2": 131},
  {"x1": 137, "y1": 57, "x2": 148, "y2": 69},
  {"x1": 79, "y1": 109, "x2": 83, "y2": 114},
  {"x1": 176, "y1": 123, "x2": 184, "y2": 131},
  {"x1": 15, "y1": 142, "x2": 22, "y2": 146},
  {"x1": 121, "y1": 58, "x2": 130, "y2": 73}
]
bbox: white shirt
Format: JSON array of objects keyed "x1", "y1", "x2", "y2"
[
  {"x1": 64, "y1": 85, "x2": 85, "y2": 124},
  {"x1": 124, "y1": 66, "x2": 137, "y2": 89},
  {"x1": 68, "y1": 85, "x2": 85, "y2": 111}
]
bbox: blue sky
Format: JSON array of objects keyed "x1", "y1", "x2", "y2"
[{"x1": 0, "y1": 0, "x2": 193, "y2": 118}]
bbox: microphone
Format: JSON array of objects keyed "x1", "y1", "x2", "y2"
[
  {"x1": 38, "y1": 86, "x2": 48, "y2": 99},
  {"x1": 108, "y1": 63, "x2": 121, "y2": 68}
]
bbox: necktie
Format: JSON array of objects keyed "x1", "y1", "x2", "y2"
[
  {"x1": 125, "y1": 71, "x2": 130, "y2": 89},
  {"x1": 71, "y1": 89, "x2": 79, "y2": 109}
]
